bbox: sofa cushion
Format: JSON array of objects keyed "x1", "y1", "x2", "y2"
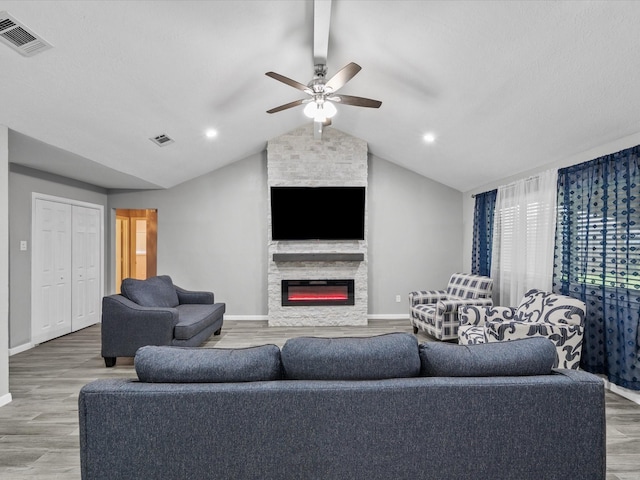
[
  {"x1": 281, "y1": 333, "x2": 420, "y2": 380},
  {"x1": 419, "y1": 337, "x2": 556, "y2": 377},
  {"x1": 121, "y1": 275, "x2": 179, "y2": 308},
  {"x1": 174, "y1": 303, "x2": 225, "y2": 340},
  {"x1": 135, "y1": 345, "x2": 282, "y2": 383}
]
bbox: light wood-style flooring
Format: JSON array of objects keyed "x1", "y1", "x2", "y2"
[{"x1": 1, "y1": 320, "x2": 640, "y2": 479}]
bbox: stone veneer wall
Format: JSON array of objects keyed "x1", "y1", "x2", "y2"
[{"x1": 267, "y1": 124, "x2": 368, "y2": 326}]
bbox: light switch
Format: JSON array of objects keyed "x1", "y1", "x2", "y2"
[{"x1": 20, "y1": 240, "x2": 27, "y2": 251}]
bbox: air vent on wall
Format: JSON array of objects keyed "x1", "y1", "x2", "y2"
[
  {"x1": 0, "y1": 11, "x2": 52, "y2": 57},
  {"x1": 149, "y1": 134, "x2": 175, "y2": 147}
]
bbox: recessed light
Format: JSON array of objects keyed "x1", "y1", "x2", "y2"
[
  {"x1": 423, "y1": 132, "x2": 436, "y2": 144},
  {"x1": 205, "y1": 129, "x2": 218, "y2": 139}
]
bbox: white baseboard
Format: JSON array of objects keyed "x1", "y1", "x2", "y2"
[
  {"x1": 9, "y1": 342, "x2": 33, "y2": 356},
  {"x1": 224, "y1": 315, "x2": 269, "y2": 321},
  {"x1": 225, "y1": 314, "x2": 410, "y2": 322},
  {"x1": 367, "y1": 314, "x2": 410, "y2": 321},
  {"x1": 603, "y1": 378, "x2": 640, "y2": 405},
  {"x1": 0, "y1": 393, "x2": 12, "y2": 408},
  {"x1": 226, "y1": 314, "x2": 410, "y2": 322}
]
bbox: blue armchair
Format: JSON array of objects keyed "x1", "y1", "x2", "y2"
[{"x1": 101, "y1": 275, "x2": 225, "y2": 367}]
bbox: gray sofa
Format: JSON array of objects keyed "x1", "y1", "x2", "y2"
[
  {"x1": 79, "y1": 334, "x2": 606, "y2": 480},
  {"x1": 101, "y1": 275, "x2": 225, "y2": 367}
]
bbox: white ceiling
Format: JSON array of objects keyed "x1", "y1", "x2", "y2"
[{"x1": 1, "y1": 0, "x2": 640, "y2": 192}]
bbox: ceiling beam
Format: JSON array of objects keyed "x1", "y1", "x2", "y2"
[{"x1": 313, "y1": 0, "x2": 332, "y2": 65}]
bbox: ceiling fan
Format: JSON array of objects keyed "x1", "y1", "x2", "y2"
[{"x1": 265, "y1": 62, "x2": 382, "y2": 125}]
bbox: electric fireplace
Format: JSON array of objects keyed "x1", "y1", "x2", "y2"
[{"x1": 281, "y1": 279, "x2": 355, "y2": 306}]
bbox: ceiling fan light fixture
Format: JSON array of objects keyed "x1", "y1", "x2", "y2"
[
  {"x1": 304, "y1": 100, "x2": 336, "y2": 122},
  {"x1": 322, "y1": 101, "x2": 337, "y2": 118},
  {"x1": 423, "y1": 132, "x2": 436, "y2": 144},
  {"x1": 303, "y1": 101, "x2": 318, "y2": 118}
]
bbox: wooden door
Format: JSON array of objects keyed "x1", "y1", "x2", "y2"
[
  {"x1": 115, "y1": 209, "x2": 157, "y2": 286},
  {"x1": 115, "y1": 215, "x2": 130, "y2": 293}
]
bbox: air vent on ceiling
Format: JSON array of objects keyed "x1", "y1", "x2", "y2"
[
  {"x1": 0, "y1": 11, "x2": 53, "y2": 57},
  {"x1": 150, "y1": 134, "x2": 175, "y2": 147}
]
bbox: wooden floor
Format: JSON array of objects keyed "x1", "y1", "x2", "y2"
[{"x1": 1, "y1": 320, "x2": 640, "y2": 479}]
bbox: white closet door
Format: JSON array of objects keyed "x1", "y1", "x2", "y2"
[
  {"x1": 72, "y1": 205, "x2": 101, "y2": 331},
  {"x1": 32, "y1": 199, "x2": 72, "y2": 344}
]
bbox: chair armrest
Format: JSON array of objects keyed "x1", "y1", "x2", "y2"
[
  {"x1": 485, "y1": 320, "x2": 586, "y2": 369},
  {"x1": 101, "y1": 295, "x2": 179, "y2": 357},
  {"x1": 459, "y1": 306, "x2": 485, "y2": 326},
  {"x1": 459, "y1": 305, "x2": 518, "y2": 326},
  {"x1": 485, "y1": 320, "x2": 584, "y2": 342},
  {"x1": 175, "y1": 285, "x2": 214, "y2": 304},
  {"x1": 409, "y1": 290, "x2": 447, "y2": 306},
  {"x1": 437, "y1": 297, "x2": 493, "y2": 315}
]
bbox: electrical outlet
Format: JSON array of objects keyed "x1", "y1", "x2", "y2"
[
  {"x1": 395, "y1": 294, "x2": 402, "y2": 303},
  {"x1": 20, "y1": 240, "x2": 27, "y2": 251}
]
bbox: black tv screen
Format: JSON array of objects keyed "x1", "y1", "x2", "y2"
[{"x1": 271, "y1": 186, "x2": 365, "y2": 241}]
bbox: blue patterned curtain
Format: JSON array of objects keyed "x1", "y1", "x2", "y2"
[
  {"x1": 471, "y1": 189, "x2": 497, "y2": 277},
  {"x1": 553, "y1": 145, "x2": 640, "y2": 389}
]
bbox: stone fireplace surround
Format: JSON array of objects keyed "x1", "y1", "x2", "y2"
[{"x1": 267, "y1": 124, "x2": 368, "y2": 326}]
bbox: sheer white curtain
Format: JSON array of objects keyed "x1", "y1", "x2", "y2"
[{"x1": 490, "y1": 169, "x2": 558, "y2": 306}]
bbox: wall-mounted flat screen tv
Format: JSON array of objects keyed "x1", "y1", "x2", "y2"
[{"x1": 270, "y1": 186, "x2": 365, "y2": 241}]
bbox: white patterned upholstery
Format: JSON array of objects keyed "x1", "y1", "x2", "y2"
[
  {"x1": 458, "y1": 289, "x2": 586, "y2": 369},
  {"x1": 409, "y1": 273, "x2": 493, "y2": 341}
]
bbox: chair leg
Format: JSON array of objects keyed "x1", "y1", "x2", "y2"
[
  {"x1": 413, "y1": 326, "x2": 418, "y2": 334},
  {"x1": 214, "y1": 327, "x2": 222, "y2": 336},
  {"x1": 104, "y1": 357, "x2": 116, "y2": 368}
]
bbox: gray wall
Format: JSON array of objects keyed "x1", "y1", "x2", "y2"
[
  {"x1": 1, "y1": 126, "x2": 9, "y2": 404},
  {"x1": 6, "y1": 132, "x2": 464, "y2": 351},
  {"x1": 108, "y1": 150, "x2": 463, "y2": 318},
  {"x1": 107, "y1": 152, "x2": 269, "y2": 317},
  {"x1": 368, "y1": 154, "x2": 462, "y2": 315},
  {"x1": 8, "y1": 162, "x2": 108, "y2": 349}
]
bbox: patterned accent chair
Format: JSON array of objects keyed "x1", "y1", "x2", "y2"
[
  {"x1": 458, "y1": 289, "x2": 586, "y2": 369},
  {"x1": 409, "y1": 273, "x2": 493, "y2": 341}
]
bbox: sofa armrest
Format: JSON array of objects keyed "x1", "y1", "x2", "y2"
[
  {"x1": 175, "y1": 285, "x2": 214, "y2": 305},
  {"x1": 409, "y1": 290, "x2": 447, "y2": 306},
  {"x1": 101, "y1": 295, "x2": 179, "y2": 358}
]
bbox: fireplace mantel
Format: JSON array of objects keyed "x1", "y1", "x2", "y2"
[{"x1": 273, "y1": 253, "x2": 365, "y2": 263}]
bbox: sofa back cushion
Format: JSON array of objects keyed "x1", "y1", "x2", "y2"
[
  {"x1": 446, "y1": 273, "x2": 493, "y2": 300},
  {"x1": 281, "y1": 333, "x2": 420, "y2": 380},
  {"x1": 515, "y1": 289, "x2": 586, "y2": 325},
  {"x1": 135, "y1": 345, "x2": 282, "y2": 383},
  {"x1": 121, "y1": 275, "x2": 179, "y2": 308},
  {"x1": 419, "y1": 337, "x2": 556, "y2": 377}
]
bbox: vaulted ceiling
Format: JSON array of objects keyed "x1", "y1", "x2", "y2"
[{"x1": 1, "y1": 1, "x2": 639, "y2": 192}]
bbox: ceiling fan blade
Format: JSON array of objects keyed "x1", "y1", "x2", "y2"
[
  {"x1": 324, "y1": 62, "x2": 361, "y2": 93},
  {"x1": 265, "y1": 72, "x2": 311, "y2": 93},
  {"x1": 266, "y1": 99, "x2": 305, "y2": 114},
  {"x1": 333, "y1": 94, "x2": 382, "y2": 108}
]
